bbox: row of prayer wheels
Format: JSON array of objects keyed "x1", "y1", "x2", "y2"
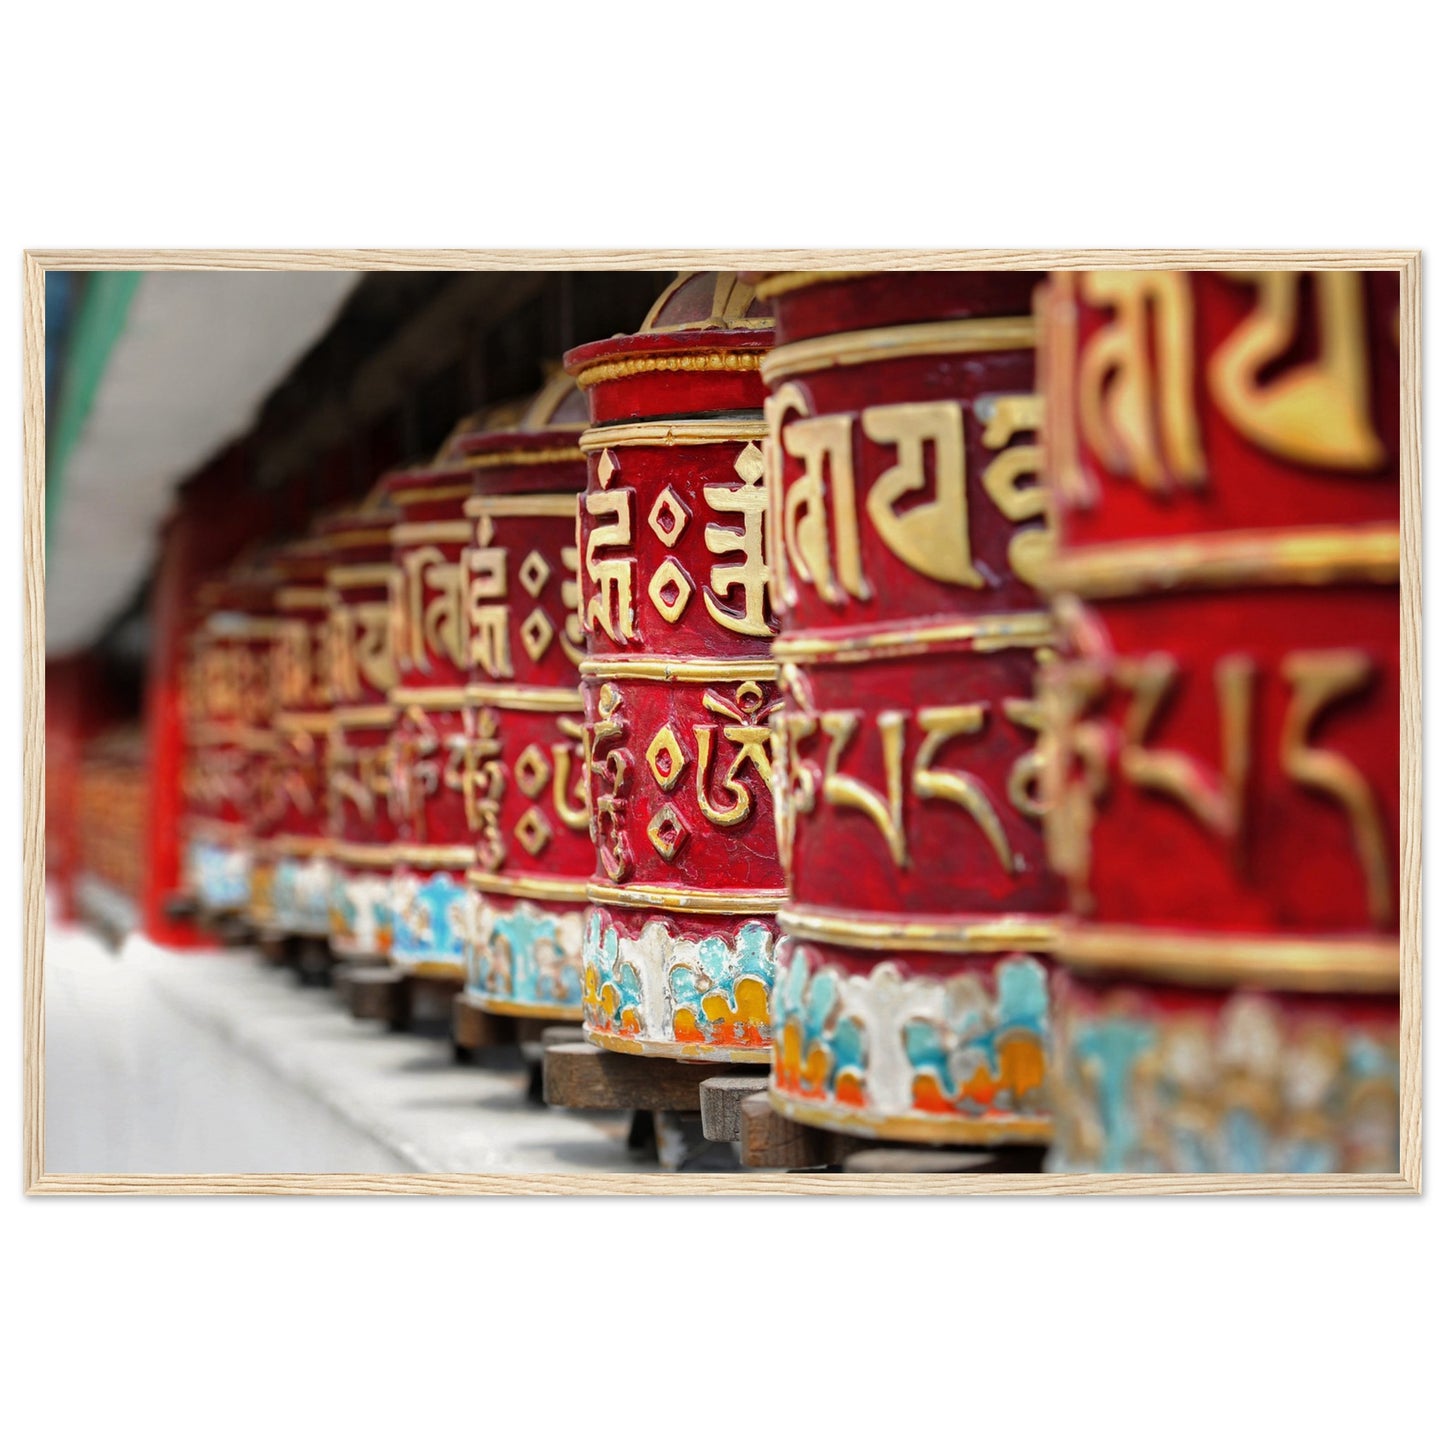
[{"x1": 177, "y1": 267, "x2": 1402, "y2": 1172}]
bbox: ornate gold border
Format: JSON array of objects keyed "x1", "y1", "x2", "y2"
[
  {"x1": 391, "y1": 685, "x2": 470, "y2": 710},
  {"x1": 321, "y1": 528, "x2": 393, "y2": 552},
  {"x1": 769, "y1": 1090, "x2": 1056, "y2": 1147},
  {"x1": 579, "y1": 418, "x2": 769, "y2": 451},
  {"x1": 464, "y1": 445, "x2": 584, "y2": 470},
  {"x1": 330, "y1": 842, "x2": 396, "y2": 867},
  {"x1": 579, "y1": 657, "x2": 779, "y2": 684},
  {"x1": 472, "y1": 996, "x2": 585, "y2": 1021},
  {"x1": 572, "y1": 350, "x2": 763, "y2": 391},
  {"x1": 332, "y1": 705, "x2": 395, "y2": 728},
  {"x1": 1059, "y1": 924, "x2": 1399, "y2": 995},
  {"x1": 463, "y1": 494, "x2": 578, "y2": 518},
  {"x1": 772, "y1": 612, "x2": 1056, "y2": 665},
  {"x1": 467, "y1": 871, "x2": 592, "y2": 904},
  {"x1": 584, "y1": 1026, "x2": 770, "y2": 1066},
  {"x1": 466, "y1": 683, "x2": 582, "y2": 712},
  {"x1": 1044, "y1": 524, "x2": 1400, "y2": 600},
  {"x1": 276, "y1": 588, "x2": 329, "y2": 611},
  {"x1": 392, "y1": 845, "x2": 476, "y2": 868},
  {"x1": 326, "y1": 564, "x2": 394, "y2": 589},
  {"x1": 780, "y1": 906, "x2": 1060, "y2": 955},
  {"x1": 587, "y1": 881, "x2": 787, "y2": 916},
  {"x1": 275, "y1": 710, "x2": 332, "y2": 733},
  {"x1": 761, "y1": 315, "x2": 1037, "y2": 385},
  {"x1": 392, "y1": 520, "x2": 471, "y2": 544},
  {"x1": 272, "y1": 835, "x2": 332, "y2": 858},
  {"x1": 752, "y1": 270, "x2": 872, "y2": 301}
]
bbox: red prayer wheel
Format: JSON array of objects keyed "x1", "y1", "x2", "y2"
[
  {"x1": 383, "y1": 445, "x2": 480, "y2": 982},
  {"x1": 268, "y1": 534, "x2": 335, "y2": 940},
  {"x1": 1037, "y1": 269, "x2": 1401, "y2": 1172},
  {"x1": 457, "y1": 377, "x2": 594, "y2": 1017},
  {"x1": 566, "y1": 274, "x2": 783, "y2": 1062},
  {"x1": 321, "y1": 502, "x2": 400, "y2": 962},
  {"x1": 185, "y1": 568, "x2": 275, "y2": 917},
  {"x1": 757, "y1": 269, "x2": 1060, "y2": 1145}
]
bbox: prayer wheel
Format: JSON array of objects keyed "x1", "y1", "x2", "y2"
[
  {"x1": 321, "y1": 503, "x2": 400, "y2": 963},
  {"x1": 757, "y1": 269, "x2": 1060, "y2": 1144},
  {"x1": 185, "y1": 569, "x2": 274, "y2": 919},
  {"x1": 1037, "y1": 269, "x2": 1401, "y2": 1172},
  {"x1": 268, "y1": 535, "x2": 335, "y2": 942},
  {"x1": 565, "y1": 274, "x2": 783, "y2": 1061},
  {"x1": 459, "y1": 377, "x2": 595, "y2": 1018}
]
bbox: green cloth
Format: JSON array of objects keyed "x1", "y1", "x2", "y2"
[{"x1": 46, "y1": 272, "x2": 142, "y2": 562}]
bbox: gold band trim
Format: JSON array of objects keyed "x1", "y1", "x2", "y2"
[
  {"x1": 773, "y1": 612, "x2": 1056, "y2": 666},
  {"x1": 762, "y1": 316, "x2": 1037, "y2": 385},
  {"x1": 573, "y1": 350, "x2": 764, "y2": 391},
  {"x1": 466, "y1": 683, "x2": 583, "y2": 713},
  {"x1": 753, "y1": 271, "x2": 871, "y2": 301},
  {"x1": 327, "y1": 565, "x2": 394, "y2": 589},
  {"x1": 208, "y1": 618, "x2": 284, "y2": 640},
  {"x1": 330, "y1": 842, "x2": 395, "y2": 868},
  {"x1": 780, "y1": 906, "x2": 1060, "y2": 955},
  {"x1": 332, "y1": 705, "x2": 395, "y2": 729},
  {"x1": 276, "y1": 711, "x2": 332, "y2": 734},
  {"x1": 1059, "y1": 924, "x2": 1399, "y2": 995},
  {"x1": 400, "y1": 960, "x2": 467, "y2": 982},
  {"x1": 468, "y1": 871, "x2": 592, "y2": 904},
  {"x1": 392, "y1": 520, "x2": 472, "y2": 545},
  {"x1": 463, "y1": 495, "x2": 578, "y2": 519},
  {"x1": 580, "y1": 419, "x2": 768, "y2": 452},
  {"x1": 464, "y1": 445, "x2": 584, "y2": 470},
  {"x1": 580, "y1": 657, "x2": 779, "y2": 684},
  {"x1": 472, "y1": 995, "x2": 585, "y2": 1021},
  {"x1": 585, "y1": 1027, "x2": 770, "y2": 1066},
  {"x1": 392, "y1": 845, "x2": 477, "y2": 868},
  {"x1": 587, "y1": 882, "x2": 787, "y2": 917},
  {"x1": 391, "y1": 686, "x2": 470, "y2": 710},
  {"x1": 322, "y1": 528, "x2": 393, "y2": 551},
  {"x1": 386, "y1": 483, "x2": 473, "y2": 508},
  {"x1": 768, "y1": 1090, "x2": 1055, "y2": 1147},
  {"x1": 273, "y1": 835, "x2": 332, "y2": 858},
  {"x1": 1043, "y1": 525, "x2": 1400, "y2": 600},
  {"x1": 276, "y1": 588, "x2": 329, "y2": 611}
]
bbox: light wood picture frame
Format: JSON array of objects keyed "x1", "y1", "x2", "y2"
[{"x1": 22, "y1": 247, "x2": 1422, "y2": 1197}]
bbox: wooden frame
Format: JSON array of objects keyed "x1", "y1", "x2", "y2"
[{"x1": 22, "y1": 248, "x2": 1422, "y2": 1197}]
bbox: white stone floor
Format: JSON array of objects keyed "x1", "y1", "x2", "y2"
[{"x1": 43, "y1": 912, "x2": 645, "y2": 1175}]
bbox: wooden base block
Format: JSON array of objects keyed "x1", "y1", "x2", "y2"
[
  {"x1": 543, "y1": 1041, "x2": 746, "y2": 1114},
  {"x1": 345, "y1": 964, "x2": 408, "y2": 1024},
  {"x1": 162, "y1": 893, "x2": 198, "y2": 922},
  {"x1": 452, "y1": 995, "x2": 518, "y2": 1050},
  {"x1": 699, "y1": 1074, "x2": 771, "y2": 1143}
]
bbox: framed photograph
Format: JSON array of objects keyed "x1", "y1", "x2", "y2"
[{"x1": 23, "y1": 250, "x2": 1421, "y2": 1196}]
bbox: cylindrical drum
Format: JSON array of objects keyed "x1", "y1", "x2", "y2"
[
  {"x1": 758, "y1": 270, "x2": 1060, "y2": 1144},
  {"x1": 458, "y1": 380, "x2": 595, "y2": 1018},
  {"x1": 565, "y1": 274, "x2": 784, "y2": 1062},
  {"x1": 230, "y1": 560, "x2": 283, "y2": 935},
  {"x1": 321, "y1": 504, "x2": 400, "y2": 963},
  {"x1": 384, "y1": 452, "x2": 481, "y2": 982},
  {"x1": 268, "y1": 535, "x2": 335, "y2": 941},
  {"x1": 1038, "y1": 269, "x2": 1401, "y2": 1172},
  {"x1": 186, "y1": 574, "x2": 270, "y2": 918}
]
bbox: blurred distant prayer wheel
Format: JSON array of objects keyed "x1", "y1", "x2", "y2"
[
  {"x1": 458, "y1": 378, "x2": 594, "y2": 1018},
  {"x1": 268, "y1": 535, "x2": 335, "y2": 941},
  {"x1": 757, "y1": 269, "x2": 1060, "y2": 1144},
  {"x1": 565, "y1": 274, "x2": 783, "y2": 1061},
  {"x1": 321, "y1": 503, "x2": 400, "y2": 963},
  {"x1": 186, "y1": 572, "x2": 273, "y2": 919},
  {"x1": 384, "y1": 449, "x2": 481, "y2": 984},
  {"x1": 1038, "y1": 269, "x2": 1401, "y2": 1172},
  {"x1": 230, "y1": 559, "x2": 283, "y2": 936}
]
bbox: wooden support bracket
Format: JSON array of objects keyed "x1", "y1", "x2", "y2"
[
  {"x1": 698, "y1": 1074, "x2": 771, "y2": 1143},
  {"x1": 543, "y1": 1041, "x2": 746, "y2": 1114}
]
